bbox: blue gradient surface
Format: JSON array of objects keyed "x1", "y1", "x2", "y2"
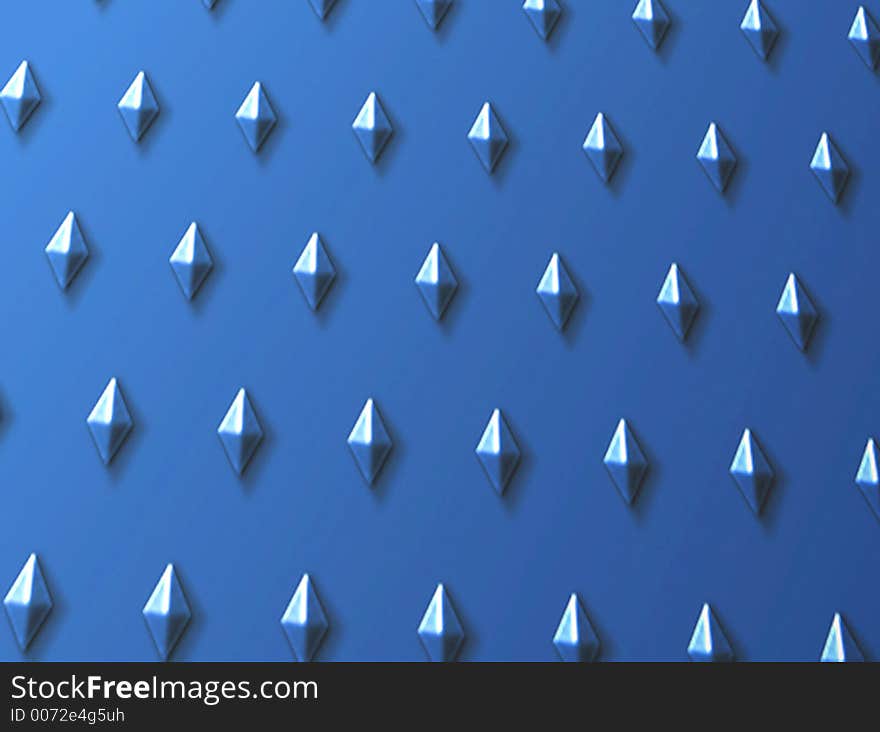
[{"x1": 1, "y1": 0, "x2": 878, "y2": 661}]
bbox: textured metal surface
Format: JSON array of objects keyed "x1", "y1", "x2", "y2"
[{"x1": 1, "y1": 0, "x2": 880, "y2": 661}]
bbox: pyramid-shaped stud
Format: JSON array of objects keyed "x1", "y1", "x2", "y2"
[
  {"x1": 308, "y1": 0, "x2": 337, "y2": 20},
  {"x1": 352, "y1": 92, "x2": 393, "y2": 164},
  {"x1": 3, "y1": 554, "x2": 52, "y2": 651},
  {"x1": 0, "y1": 61, "x2": 41, "y2": 132},
  {"x1": 632, "y1": 0, "x2": 670, "y2": 51},
  {"x1": 203, "y1": 0, "x2": 218, "y2": 8},
  {"x1": 740, "y1": 0, "x2": 779, "y2": 61},
  {"x1": 467, "y1": 102, "x2": 508, "y2": 174},
  {"x1": 536, "y1": 253, "x2": 579, "y2": 331},
  {"x1": 281, "y1": 574, "x2": 329, "y2": 662},
  {"x1": 475, "y1": 408, "x2": 521, "y2": 495},
  {"x1": 855, "y1": 438, "x2": 880, "y2": 522},
  {"x1": 217, "y1": 388, "x2": 264, "y2": 476},
  {"x1": 117, "y1": 71, "x2": 159, "y2": 142},
  {"x1": 415, "y1": 243, "x2": 458, "y2": 321},
  {"x1": 235, "y1": 82, "x2": 277, "y2": 153},
  {"x1": 582, "y1": 112, "x2": 623, "y2": 184},
  {"x1": 820, "y1": 613, "x2": 864, "y2": 662},
  {"x1": 169, "y1": 223, "x2": 213, "y2": 301},
  {"x1": 776, "y1": 273, "x2": 818, "y2": 352},
  {"x1": 293, "y1": 232, "x2": 336, "y2": 311},
  {"x1": 523, "y1": 0, "x2": 562, "y2": 41},
  {"x1": 416, "y1": 0, "x2": 453, "y2": 30},
  {"x1": 417, "y1": 583, "x2": 464, "y2": 662},
  {"x1": 810, "y1": 132, "x2": 849, "y2": 203},
  {"x1": 687, "y1": 603, "x2": 734, "y2": 662},
  {"x1": 553, "y1": 593, "x2": 600, "y2": 662},
  {"x1": 142, "y1": 564, "x2": 191, "y2": 661},
  {"x1": 849, "y1": 6, "x2": 880, "y2": 70},
  {"x1": 603, "y1": 418, "x2": 648, "y2": 505},
  {"x1": 657, "y1": 263, "x2": 699, "y2": 341},
  {"x1": 729, "y1": 428, "x2": 774, "y2": 514},
  {"x1": 697, "y1": 122, "x2": 737, "y2": 193},
  {"x1": 86, "y1": 378, "x2": 133, "y2": 465},
  {"x1": 347, "y1": 398, "x2": 392, "y2": 485},
  {"x1": 45, "y1": 211, "x2": 89, "y2": 290}
]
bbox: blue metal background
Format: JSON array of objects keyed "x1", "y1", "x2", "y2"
[{"x1": 1, "y1": 0, "x2": 878, "y2": 661}]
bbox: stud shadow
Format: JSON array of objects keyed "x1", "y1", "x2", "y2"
[
  {"x1": 209, "y1": 0, "x2": 231, "y2": 21},
  {"x1": 655, "y1": 6, "x2": 681, "y2": 66},
  {"x1": 803, "y1": 278, "x2": 828, "y2": 369},
  {"x1": 711, "y1": 604, "x2": 741, "y2": 662},
  {"x1": 430, "y1": 0, "x2": 460, "y2": 44},
  {"x1": 106, "y1": 385, "x2": 145, "y2": 484},
  {"x1": 0, "y1": 387, "x2": 12, "y2": 439},
  {"x1": 135, "y1": 84, "x2": 169, "y2": 158},
  {"x1": 683, "y1": 275, "x2": 709, "y2": 358},
  {"x1": 755, "y1": 434, "x2": 786, "y2": 532},
  {"x1": 20, "y1": 562, "x2": 64, "y2": 660},
  {"x1": 606, "y1": 122, "x2": 635, "y2": 198},
  {"x1": 500, "y1": 413, "x2": 532, "y2": 514},
  {"x1": 561, "y1": 271, "x2": 589, "y2": 349},
  {"x1": 444, "y1": 584, "x2": 475, "y2": 661},
  {"x1": 836, "y1": 147, "x2": 861, "y2": 218},
  {"x1": 373, "y1": 104, "x2": 403, "y2": 178},
  {"x1": 629, "y1": 428, "x2": 659, "y2": 524},
  {"x1": 321, "y1": 0, "x2": 348, "y2": 33},
  {"x1": 190, "y1": 230, "x2": 224, "y2": 316},
  {"x1": 545, "y1": 3, "x2": 572, "y2": 54},
  {"x1": 313, "y1": 245, "x2": 346, "y2": 328},
  {"x1": 169, "y1": 564, "x2": 202, "y2": 661},
  {"x1": 580, "y1": 597, "x2": 614, "y2": 662},
  {"x1": 14, "y1": 79, "x2": 50, "y2": 148},
  {"x1": 367, "y1": 417, "x2": 401, "y2": 504},
  {"x1": 722, "y1": 140, "x2": 748, "y2": 208},
  {"x1": 764, "y1": 19, "x2": 788, "y2": 74},
  {"x1": 58, "y1": 215, "x2": 101, "y2": 309},
  {"x1": 238, "y1": 396, "x2": 273, "y2": 492},
  {"x1": 438, "y1": 249, "x2": 467, "y2": 336},
  {"x1": 489, "y1": 113, "x2": 517, "y2": 187},
  {"x1": 314, "y1": 578, "x2": 342, "y2": 661},
  {"x1": 256, "y1": 105, "x2": 285, "y2": 168}
]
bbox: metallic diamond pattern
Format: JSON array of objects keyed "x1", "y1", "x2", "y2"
[
  {"x1": 467, "y1": 102, "x2": 508, "y2": 174},
  {"x1": 849, "y1": 5, "x2": 880, "y2": 70},
  {"x1": 3, "y1": 554, "x2": 52, "y2": 650},
  {"x1": 347, "y1": 398, "x2": 392, "y2": 485},
  {"x1": 142, "y1": 564, "x2": 192, "y2": 661},
  {"x1": 475, "y1": 408, "x2": 521, "y2": 495},
  {"x1": 819, "y1": 613, "x2": 863, "y2": 662},
  {"x1": 293, "y1": 232, "x2": 337, "y2": 311},
  {"x1": 45, "y1": 211, "x2": 89, "y2": 290},
  {"x1": 582, "y1": 112, "x2": 623, "y2": 184},
  {"x1": 776, "y1": 273, "x2": 818, "y2": 352},
  {"x1": 523, "y1": 0, "x2": 562, "y2": 41},
  {"x1": 236, "y1": 82, "x2": 277, "y2": 153},
  {"x1": 117, "y1": 71, "x2": 159, "y2": 143},
  {"x1": 415, "y1": 242, "x2": 458, "y2": 321},
  {"x1": 729, "y1": 428, "x2": 774, "y2": 515},
  {"x1": 603, "y1": 418, "x2": 648, "y2": 505},
  {"x1": 86, "y1": 378, "x2": 134, "y2": 465},
  {"x1": 632, "y1": 0, "x2": 670, "y2": 51},
  {"x1": 417, "y1": 583, "x2": 464, "y2": 662},
  {"x1": 656, "y1": 263, "x2": 699, "y2": 341},
  {"x1": 217, "y1": 388, "x2": 264, "y2": 476},
  {"x1": 536, "y1": 252, "x2": 578, "y2": 331},
  {"x1": 687, "y1": 603, "x2": 733, "y2": 662},
  {"x1": 810, "y1": 131, "x2": 849, "y2": 203},
  {"x1": 281, "y1": 574, "x2": 329, "y2": 662},
  {"x1": 169, "y1": 223, "x2": 214, "y2": 301},
  {"x1": 352, "y1": 92, "x2": 393, "y2": 164},
  {"x1": 697, "y1": 122, "x2": 737, "y2": 193},
  {"x1": 740, "y1": 0, "x2": 779, "y2": 61},
  {"x1": 0, "y1": 60, "x2": 41, "y2": 132},
  {"x1": 553, "y1": 593, "x2": 600, "y2": 662}
]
